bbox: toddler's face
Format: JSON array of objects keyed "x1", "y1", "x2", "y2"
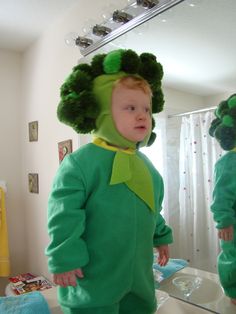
[{"x1": 111, "y1": 84, "x2": 152, "y2": 143}]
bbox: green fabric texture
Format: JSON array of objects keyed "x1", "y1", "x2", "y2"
[
  {"x1": 92, "y1": 72, "x2": 154, "y2": 210},
  {"x1": 211, "y1": 151, "x2": 236, "y2": 229},
  {"x1": 110, "y1": 151, "x2": 154, "y2": 211},
  {"x1": 211, "y1": 151, "x2": 236, "y2": 298},
  {"x1": 46, "y1": 143, "x2": 173, "y2": 309}
]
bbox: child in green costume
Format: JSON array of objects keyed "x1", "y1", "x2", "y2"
[
  {"x1": 46, "y1": 49, "x2": 173, "y2": 314},
  {"x1": 209, "y1": 93, "x2": 236, "y2": 305}
]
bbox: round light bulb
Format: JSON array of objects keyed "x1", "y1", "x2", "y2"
[{"x1": 64, "y1": 32, "x2": 78, "y2": 46}]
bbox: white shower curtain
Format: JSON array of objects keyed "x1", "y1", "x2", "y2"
[{"x1": 178, "y1": 111, "x2": 223, "y2": 273}]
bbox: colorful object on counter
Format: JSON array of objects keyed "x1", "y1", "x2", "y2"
[{"x1": 153, "y1": 257, "x2": 188, "y2": 281}]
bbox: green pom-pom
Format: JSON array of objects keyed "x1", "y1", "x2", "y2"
[
  {"x1": 147, "y1": 132, "x2": 156, "y2": 146},
  {"x1": 91, "y1": 54, "x2": 106, "y2": 77},
  {"x1": 222, "y1": 115, "x2": 234, "y2": 127},
  {"x1": 228, "y1": 95, "x2": 236, "y2": 109},
  {"x1": 66, "y1": 70, "x2": 92, "y2": 94},
  {"x1": 152, "y1": 90, "x2": 164, "y2": 113},
  {"x1": 103, "y1": 50, "x2": 122, "y2": 74},
  {"x1": 208, "y1": 118, "x2": 221, "y2": 137},
  {"x1": 215, "y1": 125, "x2": 236, "y2": 150},
  {"x1": 215, "y1": 100, "x2": 228, "y2": 118},
  {"x1": 139, "y1": 53, "x2": 163, "y2": 84},
  {"x1": 73, "y1": 63, "x2": 92, "y2": 76},
  {"x1": 121, "y1": 49, "x2": 140, "y2": 73},
  {"x1": 60, "y1": 82, "x2": 71, "y2": 98},
  {"x1": 57, "y1": 91, "x2": 99, "y2": 133},
  {"x1": 229, "y1": 107, "x2": 236, "y2": 119}
]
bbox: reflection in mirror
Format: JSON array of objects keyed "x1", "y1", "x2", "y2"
[{"x1": 78, "y1": 0, "x2": 236, "y2": 313}]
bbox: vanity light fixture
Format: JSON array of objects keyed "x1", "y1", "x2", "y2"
[
  {"x1": 136, "y1": 0, "x2": 160, "y2": 9},
  {"x1": 67, "y1": 0, "x2": 184, "y2": 56},
  {"x1": 112, "y1": 10, "x2": 134, "y2": 23},
  {"x1": 75, "y1": 36, "x2": 93, "y2": 48},
  {"x1": 92, "y1": 25, "x2": 112, "y2": 37}
]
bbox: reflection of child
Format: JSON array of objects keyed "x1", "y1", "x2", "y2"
[
  {"x1": 209, "y1": 93, "x2": 236, "y2": 305},
  {"x1": 46, "y1": 49, "x2": 173, "y2": 314}
]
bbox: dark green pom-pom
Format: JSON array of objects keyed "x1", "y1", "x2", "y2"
[
  {"x1": 66, "y1": 70, "x2": 92, "y2": 94},
  {"x1": 121, "y1": 49, "x2": 140, "y2": 73},
  {"x1": 147, "y1": 132, "x2": 156, "y2": 146},
  {"x1": 208, "y1": 118, "x2": 221, "y2": 137},
  {"x1": 57, "y1": 91, "x2": 99, "y2": 133},
  {"x1": 151, "y1": 117, "x2": 155, "y2": 130},
  {"x1": 215, "y1": 100, "x2": 228, "y2": 118},
  {"x1": 57, "y1": 93, "x2": 82, "y2": 125},
  {"x1": 139, "y1": 53, "x2": 163, "y2": 84},
  {"x1": 215, "y1": 125, "x2": 236, "y2": 150},
  {"x1": 60, "y1": 82, "x2": 71, "y2": 98},
  {"x1": 152, "y1": 90, "x2": 164, "y2": 113},
  {"x1": 91, "y1": 54, "x2": 106, "y2": 77},
  {"x1": 229, "y1": 107, "x2": 236, "y2": 119},
  {"x1": 72, "y1": 117, "x2": 97, "y2": 134},
  {"x1": 73, "y1": 63, "x2": 92, "y2": 76}
]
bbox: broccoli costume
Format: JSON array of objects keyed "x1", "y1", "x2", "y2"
[
  {"x1": 209, "y1": 94, "x2": 236, "y2": 299},
  {"x1": 46, "y1": 49, "x2": 173, "y2": 313}
]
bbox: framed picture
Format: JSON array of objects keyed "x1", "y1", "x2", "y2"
[
  {"x1": 28, "y1": 121, "x2": 38, "y2": 142},
  {"x1": 58, "y1": 139, "x2": 73, "y2": 163},
  {"x1": 28, "y1": 173, "x2": 39, "y2": 194}
]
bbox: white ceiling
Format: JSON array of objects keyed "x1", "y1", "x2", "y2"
[{"x1": 0, "y1": 0, "x2": 235, "y2": 97}]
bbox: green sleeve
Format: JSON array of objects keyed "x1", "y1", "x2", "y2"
[
  {"x1": 153, "y1": 177, "x2": 173, "y2": 247},
  {"x1": 45, "y1": 153, "x2": 89, "y2": 274},
  {"x1": 211, "y1": 154, "x2": 236, "y2": 229}
]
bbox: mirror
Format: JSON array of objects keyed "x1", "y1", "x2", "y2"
[{"x1": 78, "y1": 1, "x2": 235, "y2": 313}]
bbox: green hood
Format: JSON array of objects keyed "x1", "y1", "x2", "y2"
[{"x1": 92, "y1": 72, "x2": 152, "y2": 149}]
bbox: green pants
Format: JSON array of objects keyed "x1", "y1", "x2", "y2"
[
  {"x1": 61, "y1": 292, "x2": 157, "y2": 314},
  {"x1": 218, "y1": 226, "x2": 236, "y2": 298}
]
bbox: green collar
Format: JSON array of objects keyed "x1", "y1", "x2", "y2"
[{"x1": 93, "y1": 138, "x2": 155, "y2": 212}]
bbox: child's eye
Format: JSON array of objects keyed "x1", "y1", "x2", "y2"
[{"x1": 126, "y1": 105, "x2": 135, "y2": 111}]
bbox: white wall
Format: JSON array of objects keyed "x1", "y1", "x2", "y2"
[
  {"x1": 0, "y1": 49, "x2": 26, "y2": 269},
  {"x1": 0, "y1": 49, "x2": 25, "y2": 293}
]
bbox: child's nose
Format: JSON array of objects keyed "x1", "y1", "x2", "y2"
[{"x1": 137, "y1": 111, "x2": 146, "y2": 120}]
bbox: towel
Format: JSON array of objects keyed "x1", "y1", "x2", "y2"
[
  {"x1": 0, "y1": 187, "x2": 10, "y2": 276},
  {"x1": 0, "y1": 291, "x2": 50, "y2": 314},
  {"x1": 153, "y1": 256, "x2": 188, "y2": 281}
]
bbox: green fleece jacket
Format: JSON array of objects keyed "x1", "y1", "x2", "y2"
[
  {"x1": 211, "y1": 151, "x2": 236, "y2": 229},
  {"x1": 46, "y1": 142, "x2": 173, "y2": 308}
]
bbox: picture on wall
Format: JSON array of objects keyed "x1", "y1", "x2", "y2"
[
  {"x1": 28, "y1": 173, "x2": 39, "y2": 194},
  {"x1": 28, "y1": 121, "x2": 38, "y2": 142},
  {"x1": 58, "y1": 139, "x2": 73, "y2": 163}
]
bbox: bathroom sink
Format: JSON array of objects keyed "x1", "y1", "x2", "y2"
[{"x1": 159, "y1": 272, "x2": 223, "y2": 305}]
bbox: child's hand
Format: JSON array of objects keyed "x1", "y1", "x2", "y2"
[
  {"x1": 53, "y1": 269, "x2": 84, "y2": 287},
  {"x1": 218, "y1": 225, "x2": 234, "y2": 241},
  {"x1": 155, "y1": 245, "x2": 169, "y2": 266}
]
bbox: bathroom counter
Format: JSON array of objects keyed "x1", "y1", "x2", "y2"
[
  {"x1": 40, "y1": 287, "x2": 63, "y2": 314},
  {"x1": 158, "y1": 266, "x2": 236, "y2": 314},
  {"x1": 157, "y1": 296, "x2": 216, "y2": 313}
]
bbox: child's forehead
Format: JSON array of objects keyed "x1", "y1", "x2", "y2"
[{"x1": 113, "y1": 83, "x2": 151, "y2": 96}]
